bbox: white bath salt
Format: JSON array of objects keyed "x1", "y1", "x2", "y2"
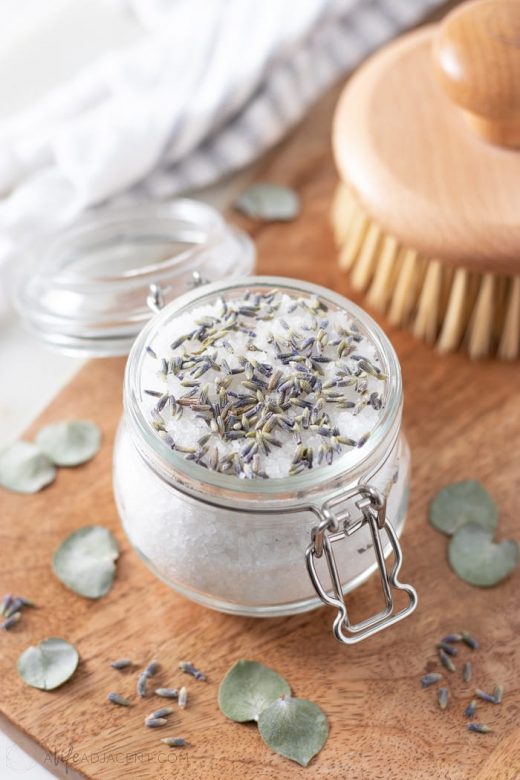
[{"x1": 139, "y1": 289, "x2": 386, "y2": 479}]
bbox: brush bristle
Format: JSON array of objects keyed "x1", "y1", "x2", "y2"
[{"x1": 332, "y1": 183, "x2": 520, "y2": 359}]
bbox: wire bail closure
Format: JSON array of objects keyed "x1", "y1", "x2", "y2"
[
  {"x1": 306, "y1": 484, "x2": 417, "y2": 645},
  {"x1": 146, "y1": 272, "x2": 209, "y2": 314}
]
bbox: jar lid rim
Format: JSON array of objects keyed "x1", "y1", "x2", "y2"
[
  {"x1": 124, "y1": 275, "x2": 403, "y2": 500},
  {"x1": 13, "y1": 199, "x2": 255, "y2": 357}
]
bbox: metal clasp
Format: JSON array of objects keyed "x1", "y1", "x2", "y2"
[
  {"x1": 146, "y1": 272, "x2": 209, "y2": 314},
  {"x1": 147, "y1": 283, "x2": 165, "y2": 313},
  {"x1": 306, "y1": 484, "x2": 417, "y2": 645}
]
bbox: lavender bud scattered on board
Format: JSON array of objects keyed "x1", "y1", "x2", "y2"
[
  {"x1": 179, "y1": 661, "x2": 207, "y2": 682},
  {"x1": 161, "y1": 737, "x2": 187, "y2": 748},
  {"x1": 107, "y1": 692, "x2": 131, "y2": 707},
  {"x1": 178, "y1": 687, "x2": 188, "y2": 709},
  {"x1": 155, "y1": 688, "x2": 178, "y2": 699}
]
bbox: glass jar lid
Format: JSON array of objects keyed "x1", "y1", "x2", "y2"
[{"x1": 13, "y1": 199, "x2": 255, "y2": 357}]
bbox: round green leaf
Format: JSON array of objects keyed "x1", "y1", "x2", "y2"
[
  {"x1": 218, "y1": 660, "x2": 291, "y2": 722},
  {"x1": 449, "y1": 523, "x2": 519, "y2": 587},
  {"x1": 53, "y1": 525, "x2": 119, "y2": 599},
  {"x1": 36, "y1": 420, "x2": 101, "y2": 467},
  {"x1": 17, "y1": 638, "x2": 79, "y2": 690},
  {"x1": 234, "y1": 184, "x2": 300, "y2": 221},
  {"x1": 429, "y1": 480, "x2": 497, "y2": 536},
  {"x1": 258, "y1": 696, "x2": 329, "y2": 767},
  {"x1": 0, "y1": 441, "x2": 56, "y2": 494}
]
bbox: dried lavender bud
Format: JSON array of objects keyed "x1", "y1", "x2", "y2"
[
  {"x1": 441, "y1": 633, "x2": 463, "y2": 644},
  {"x1": 141, "y1": 289, "x2": 386, "y2": 481},
  {"x1": 155, "y1": 688, "x2": 178, "y2": 699},
  {"x1": 0, "y1": 594, "x2": 13, "y2": 616},
  {"x1": 137, "y1": 672, "x2": 149, "y2": 698},
  {"x1": 438, "y1": 648, "x2": 456, "y2": 673},
  {"x1": 1, "y1": 612, "x2": 21, "y2": 630},
  {"x1": 4, "y1": 598, "x2": 25, "y2": 619},
  {"x1": 144, "y1": 660, "x2": 160, "y2": 677},
  {"x1": 16, "y1": 597, "x2": 36, "y2": 608},
  {"x1": 149, "y1": 707, "x2": 174, "y2": 719},
  {"x1": 160, "y1": 737, "x2": 187, "y2": 747},
  {"x1": 438, "y1": 688, "x2": 449, "y2": 710},
  {"x1": 462, "y1": 661, "x2": 472, "y2": 683},
  {"x1": 467, "y1": 723, "x2": 492, "y2": 734},
  {"x1": 145, "y1": 717, "x2": 167, "y2": 728},
  {"x1": 464, "y1": 700, "x2": 477, "y2": 718},
  {"x1": 107, "y1": 692, "x2": 131, "y2": 707},
  {"x1": 461, "y1": 632, "x2": 480, "y2": 650},
  {"x1": 475, "y1": 689, "x2": 496, "y2": 704},
  {"x1": 111, "y1": 659, "x2": 133, "y2": 670},
  {"x1": 179, "y1": 661, "x2": 207, "y2": 681},
  {"x1": 421, "y1": 673, "x2": 442, "y2": 688},
  {"x1": 493, "y1": 685, "x2": 504, "y2": 704},
  {"x1": 436, "y1": 641, "x2": 458, "y2": 657},
  {"x1": 178, "y1": 687, "x2": 188, "y2": 709}
]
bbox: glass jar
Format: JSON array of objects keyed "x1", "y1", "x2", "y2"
[
  {"x1": 113, "y1": 276, "x2": 417, "y2": 645},
  {"x1": 14, "y1": 199, "x2": 254, "y2": 356}
]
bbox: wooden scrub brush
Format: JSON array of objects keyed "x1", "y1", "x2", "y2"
[{"x1": 331, "y1": 0, "x2": 520, "y2": 359}]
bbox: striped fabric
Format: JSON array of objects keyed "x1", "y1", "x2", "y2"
[
  {"x1": 142, "y1": 0, "x2": 445, "y2": 196},
  {"x1": 0, "y1": 0, "x2": 444, "y2": 265}
]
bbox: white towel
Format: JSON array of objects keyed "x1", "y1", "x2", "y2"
[{"x1": 0, "y1": 0, "x2": 443, "y2": 266}]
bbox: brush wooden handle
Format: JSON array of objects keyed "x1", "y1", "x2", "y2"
[{"x1": 434, "y1": 0, "x2": 520, "y2": 148}]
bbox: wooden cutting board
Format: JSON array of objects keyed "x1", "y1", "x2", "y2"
[{"x1": 2, "y1": 43, "x2": 520, "y2": 780}]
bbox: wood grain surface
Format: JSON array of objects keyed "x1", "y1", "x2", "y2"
[{"x1": 2, "y1": 25, "x2": 520, "y2": 780}]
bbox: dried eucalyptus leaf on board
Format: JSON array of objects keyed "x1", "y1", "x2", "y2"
[
  {"x1": 234, "y1": 184, "x2": 300, "y2": 221},
  {"x1": 258, "y1": 696, "x2": 329, "y2": 767},
  {"x1": 429, "y1": 480, "x2": 498, "y2": 536},
  {"x1": 0, "y1": 441, "x2": 56, "y2": 494},
  {"x1": 53, "y1": 526, "x2": 119, "y2": 599},
  {"x1": 36, "y1": 420, "x2": 101, "y2": 467},
  {"x1": 449, "y1": 523, "x2": 519, "y2": 587},
  {"x1": 17, "y1": 638, "x2": 79, "y2": 690},
  {"x1": 218, "y1": 660, "x2": 291, "y2": 722}
]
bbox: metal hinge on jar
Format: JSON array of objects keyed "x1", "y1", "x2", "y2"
[
  {"x1": 146, "y1": 273, "x2": 209, "y2": 313},
  {"x1": 306, "y1": 485, "x2": 417, "y2": 645}
]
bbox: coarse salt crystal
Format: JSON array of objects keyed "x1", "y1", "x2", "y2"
[{"x1": 139, "y1": 289, "x2": 386, "y2": 479}]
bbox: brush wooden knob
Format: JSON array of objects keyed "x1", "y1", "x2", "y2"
[{"x1": 434, "y1": 0, "x2": 520, "y2": 148}]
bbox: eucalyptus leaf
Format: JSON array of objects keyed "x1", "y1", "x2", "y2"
[
  {"x1": 218, "y1": 660, "x2": 291, "y2": 722},
  {"x1": 53, "y1": 525, "x2": 119, "y2": 599},
  {"x1": 429, "y1": 480, "x2": 498, "y2": 536},
  {"x1": 258, "y1": 696, "x2": 329, "y2": 767},
  {"x1": 0, "y1": 441, "x2": 56, "y2": 494},
  {"x1": 17, "y1": 637, "x2": 79, "y2": 690},
  {"x1": 234, "y1": 184, "x2": 300, "y2": 221},
  {"x1": 36, "y1": 420, "x2": 101, "y2": 467},
  {"x1": 448, "y1": 523, "x2": 519, "y2": 587}
]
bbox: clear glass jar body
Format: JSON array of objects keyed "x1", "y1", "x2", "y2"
[
  {"x1": 113, "y1": 277, "x2": 410, "y2": 617},
  {"x1": 114, "y1": 423, "x2": 409, "y2": 616}
]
